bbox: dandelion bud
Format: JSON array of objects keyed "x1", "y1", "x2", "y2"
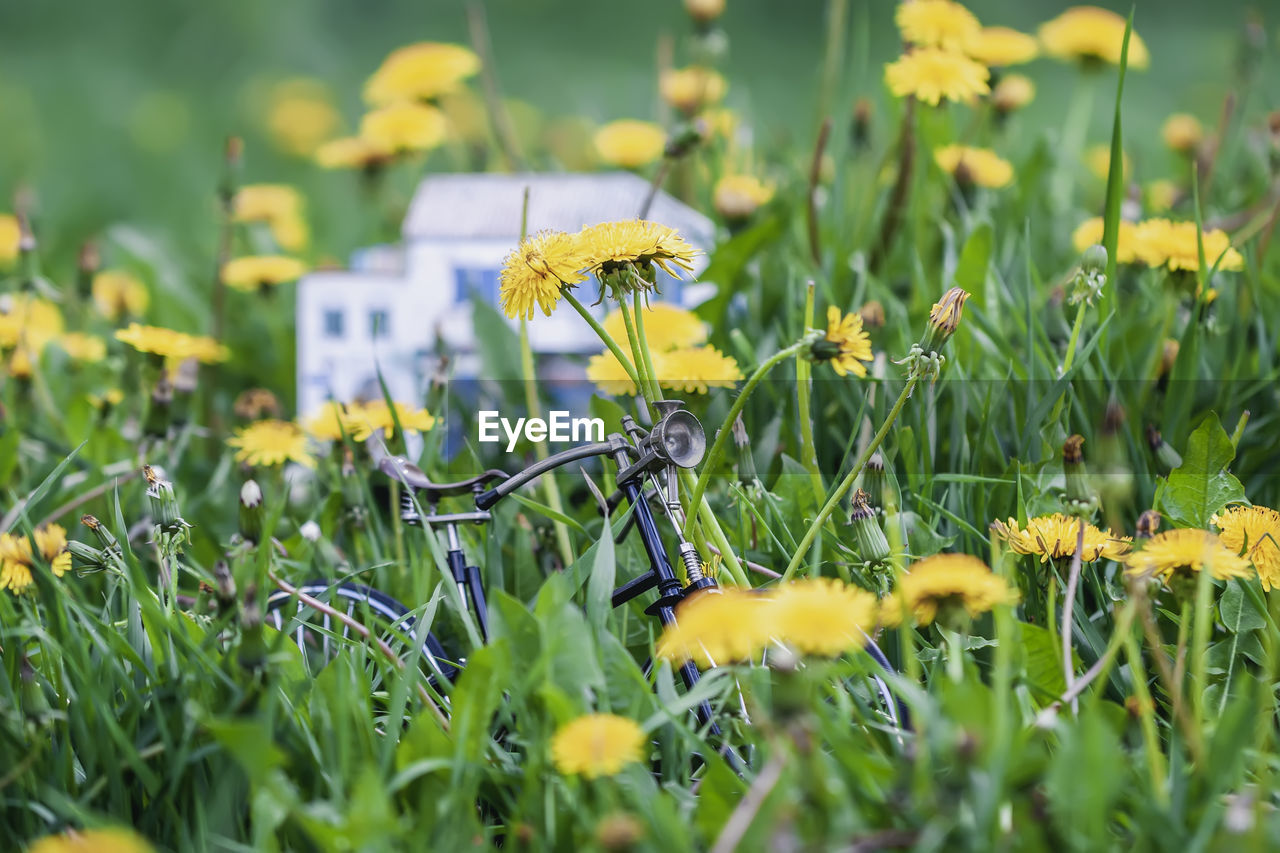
[
  {"x1": 596, "y1": 813, "x2": 647, "y2": 852},
  {"x1": 918, "y1": 287, "x2": 969, "y2": 356},
  {"x1": 1070, "y1": 245, "x2": 1107, "y2": 306},
  {"x1": 849, "y1": 489, "x2": 890, "y2": 565},
  {"x1": 992, "y1": 74, "x2": 1035, "y2": 114},
  {"x1": 684, "y1": 0, "x2": 724, "y2": 23},
  {"x1": 730, "y1": 414, "x2": 757, "y2": 483},
  {"x1": 860, "y1": 451, "x2": 890, "y2": 511},
  {"x1": 80, "y1": 514, "x2": 121, "y2": 554},
  {"x1": 213, "y1": 560, "x2": 237, "y2": 615},
  {"x1": 1145, "y1": 425, "x2": 1183, "y2": 471},
  {"x1": 1158, "y1": 339, "x2": 1180, "y2": 379},
  {"x1": 144, "y1": 465, "x2": 185, "y2": 531},
  {"x1": 1136, "y1": 509, "x2": 1162, "y2": 540},
  {"x1": 858, "y1": 300, "x2": 885, "y2": 329},
  {"x1": 1081, "y1": 244, "x2": 1108, "y2": 276},
  {"x1": 239, "y1": 479, "x2": 264, "y2": 546},
  {"x1": 1062, "y1": 435, "x2": 1097, "y2": 514},
  {"x1": 851, "y1": 98, "x2": 872, "y2": 150},
  {"x1": 67, "y1": 540, "x2": 108, "y2": 572}
]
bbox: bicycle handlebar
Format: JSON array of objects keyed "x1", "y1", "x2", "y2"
[{"x1": 475, "y1": 440, "x2": 625, "y2": 510}]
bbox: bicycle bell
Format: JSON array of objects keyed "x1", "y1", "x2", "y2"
[{"x1": 648, "y1": 400, "x2": 707, "y2": 469}]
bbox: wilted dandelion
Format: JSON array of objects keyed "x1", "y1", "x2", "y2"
[
  {"x1": 593, "y1": 120, "x2": 666, "y2": 169},
  {"x1": 766, "y1": 578, "x2": 878, "y2": 657},
  {"x1": 1212, "y1": 505, "x2": 1280, "y2": 590},
  {"x1": 934, "y1": 145, "x2": 1013, "y2": 188},
  {"x1": 363, "y1": 42, "x2": 480, "y2": 106},
  {"x1": 92, "y1": 270, "x2": 149, "y2": 320},
  {"x1": 1125, "y1": 528, "x2": 1253, "y2": 585},
  {"x1": 880, "y1": 553, "x2": 1016, "y2": 627},
  {"x1": 551, "y1": 713, "x2": 646, "y2": 778},
  {"x1": 222, "y1": 255, "x2": 307, "y2": 293},
  {"x1": 498, "y1": 230, "x2": 590, "y2": 320},
  {"x1": 227, "y1": 420, "x2": 314, "y2": 468},
  {"x1": 884, "y1": 48, "x2": 990, "y2": 106},
  {"x1": 992, "y1": 513, "x2": 1132, "y2": 563},
  {"x1": 1039, "y1": 6, "x2": 1149, "y2": 69},
  {"x1": 895, "y1": 0, "x2": 980, "y2": 51}
]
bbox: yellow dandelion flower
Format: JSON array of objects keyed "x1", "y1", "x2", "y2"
[
  {"x1": 882, "y1": 553, "x2": 1016, "y2": 626},
  {"x1": 895, "y1": 0, "x2": 981, "y2": 51},
  {"x1": 657, "y1": 588, "x2": 770, "y2": 666},
  {"x1": 1071, "y1": 217, "x2": 1140, "y2": 264},
  {"x1": 601, "y1": 303, "x2": 706, "y2": 352},
  {"x1": 819, "y1": 306, "x2": 874, "y2": 378},
  {"x1": 551, "y1": 713, "x2": 646, "y2": 779},
  {"x1": 578, "y1": 220, "x2": 699, "y2": 281},
  {"x1": 1212, "y1": 505, "x2": 1280, "y2": 590},
  {"x1": 7, "y1": 346, "x2": 35, "y2": 379},
  {"x1": 1146, "y1": 179, "x2": 1180, "y2": 213},
  {"x1": 360, "y1": 102, "x2": 449, "y2": 154},
  {"x1": 363, "y1": 42, "x2": 481, "y2": 106},
  {"x1": 884, "y1": 48, "x2": 990, "y2": 107},
  {"x1": 56, "y1": 332, "x2": 107, "y2": 363},
  {"x1": 232, "y1": 184, "x2": 302, "y2": 224},
  {"x1": 227, "y1": 420, "x2": 314, "y2": 468},
  {"x1": 713, "y1": 174, "x2": 775, "y2": 220},
  {"x1": 88, "y1": 388, "x2": 125, "y2": 410},
  {"x1": 0, "y1": 525, "x2": 71, "y2": 594},
  {"x1": 222, "y1": 255, "x2": 307, "y2": 293},
  {"x1": 659, "y1": 66, "x2": 728, "y2": 114},
  {"x1": 657, "y1": 345, "x2": 742, "y2": 394},
  {"x1": 992, "y1": 73, "x2": 1036, "y2": 112},
  {"x1": 1161, "y1": 114, "x2": 1203, "y2": 154},
  {"x1": 593, "y1": 120, "x2": 666, "y2": 169},
  {"x1": 344, "y1": 400, "x2": 436, "y2": 441},
  {"x1": 498, "y1": 230, "x2": 590, "y2": 320},
  {"x1": 0, "y1": 214, "x2": 20, "y2": 265},
  {"x1": 965, "y1": 26, "x2": 1039, "y2": 67},
  {"x1": 1133, "y1": 219, "x2": 1244, "y2": 272},
  {"x1": 992, "y1": 513, "x2": 1132, "y2": 563},
  {"x1": 28, "y1": 827, "x2": 155, "y2": 853},
  {"x1": 115, "y1": 324, "x2": 229, "y2": 364},
  {"x1": 34, "y1": 524, "x2": 71, "y2": 577},
  {"x1": 585, "y1": 350, "x2": 645, "y2": 396},
  {"x1": 0, "y1": 294, "x2": 65, "y2": 351},
  {"x1": 266, "y1": 79, "x2": 341, "y2": 157},
  {"x1": 92, "y1": 270, "x2": 149, "y2": 320},
  {"x1": 766, "y1": 578, "x2": 878, "y2": 657},
  {"x1": 270, "y1": 214, "x2": 309, "y2": 252},
  {"x1": 1039, "y1": 6, "x2": 1149, "y2": 69},
  {"x1": 315, "y1": 136, "x2": 392, "y2": 170},
  {"x1": 701, "y1": 108, "x2": 739, "y2": 140},
  {"x1": 302, "y1": 401, "x2": 350, "y2": 441},
  {"x1": 1125, "y1": 528, "x2": 1253, "y2": 584},
  {"x1": 934, "y1": 145, "x2": 1013, "y2": 188}
]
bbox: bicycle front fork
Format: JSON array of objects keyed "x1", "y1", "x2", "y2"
[{"x1": 445, "y1": 523, "x2": 489, "y2": 642}]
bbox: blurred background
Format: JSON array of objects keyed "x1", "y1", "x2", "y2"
[{"x1": 1, "y1": 0, "x2": 1276, "y2": 284}]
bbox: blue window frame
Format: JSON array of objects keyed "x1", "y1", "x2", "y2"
[
  {"x1": 453, "y1": 267, "x2": 500, "y2": 305},
  {"x1": 323, "y1": 308, "x2": 344, "y2": 339},
  {"x1": 369, "y1": 308, "x2": 390, "y2": 338}
]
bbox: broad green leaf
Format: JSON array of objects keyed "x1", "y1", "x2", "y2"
[
  {"x1": 585, "y1": 510, "x2": 616, "y2": 635},
  {"x1": 1159, "y1": 413, "x2": 1246, "y2": 528}
]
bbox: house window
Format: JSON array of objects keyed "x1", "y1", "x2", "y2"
[
  {"x1": 369, "y1": 308, "x2": 390, "y2": 338},
  {"x1": 453, "y1": 267, "x2": 500, "y2": 306},
  {"x1": 323, "y1": 309, "x2": 344, "y2": 339}
]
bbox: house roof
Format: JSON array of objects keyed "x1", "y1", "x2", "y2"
[{"x1": 401, "y1": 172, "x2": 716, "y2": 246}]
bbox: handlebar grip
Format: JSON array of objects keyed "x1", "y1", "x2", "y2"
[{"x1": 475, "y1": 488, "x2": 502, "y2": 511}]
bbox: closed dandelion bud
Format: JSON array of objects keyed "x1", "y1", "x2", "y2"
[
  {"x1": 851, "y1": 97, "x2": 872, "y2": 150},
  {"x1": 81, "y1": 514, "x2": 121, "y2": 553},
  {"x1": 731, "y1": 415, "x2": 757, "y2": 483},
  {"x1": 849, "y1": 489, "x2": 890, "y2": 564},
  {"x1": 1136, "y1": 509, "x2": 1162, "y2": 539},
  {"x1": 213, "y1": 560, "x2": 237, "y2": 614},
  {"x1": 68, "y1": 540, "x2": 108, "y2": 572},
  {"x1": 239, "y1": 479, "x2": 264, "y2": 545},
  {"x1": 1146, "y1": 425, "x2": 1183, "y2": 471},
  {"x1": 1062, "y1": 435, "x2": 1096, "y2": 513},
  {"x1": 1081, "y1": 244, "x2": 1108, "y2": 276},
  {"x1": 144, "y1": 465, "x2": 185, "y2": 531},
  {"x1": 860, "y1": 451, "x2": 889, "y2": 511},
  {"x1": 918, "y1": 287, "x2": 969, "y2": 356}
]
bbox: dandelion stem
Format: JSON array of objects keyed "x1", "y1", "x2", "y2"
[
  {"x1": 1061, "y1": 519, "x2": 1086, "y2": 712},
  {"x1": 632, "y1": 289, "x2": 663, "y2": 405},
  {"x1": 795, "y1": 283, "x2": 825, "y2": 504},
  {"x1": 617, "y1": 297, "x2": 662, "y2": 405},
  {"x1": 684, "y1": 339, "x2": 812, "y2": 540},
  {"x1": 1060, "y1": 301, "x2": 1089, "y2": 376},
  {"x1": 781, "y1": 376, "x2": 917, "y2": 581},
  {"x1": 562, "y1": 289, "x2": 640, "y2": 389}
]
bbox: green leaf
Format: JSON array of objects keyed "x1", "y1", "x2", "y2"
[
  {"x1": 953, "y1": 221, "x2": 992, "y2": 294},
  {"x1": 1159, "y1": 413, "x2": 1246, "y2": 528},
  {"x1": 1045, "y1": 706, "x2": 1124, "y2": 845},
  {"x1": 585, "y1": 510, "x2": 616, "y2": 635},
  {"x1": 1219, "y1": 579, "x2": 1266, "y2": 634}
]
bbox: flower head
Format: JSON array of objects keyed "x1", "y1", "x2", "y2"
[
  {"x1": 56, "y1": 333, "x2": 107, "y2": 363},
  {"x1": 0, "y1": 214, "x2": 19, "y2": 265},
  {"x1": 965, "y1": 26, "x2": 1039, "y2": 66},
  {"x1": 919, "y1": 286, "x2": 970, "y2": 355},
  {"x1": 586, "y1": 350, "x2": 644, "y2": 396},
  {"x1": 1125, "y1": 528, "x2": 1253, "y2": 585},
  {"x1": 27, "y1": 827, "x2": 154, "y2": 853},
  {"x1": 881, "y1": 553, "x2": 1016, "y2": 627},
  {"x1": 1162, "y1": 113, "x2": 1204, "y2": 154},
  {"x1": 594, "y1": 120, "x2": 666, "y2": 169},
  {"x1": 498, "y1": 230, "x2": 590, "y2": 320},
  {"x1": 601, "y1": 303, "x2": 706, "y2": 352},
  {"x1": 344, "y1": 400, "x2": 436, "y2": 441},
  {"x1": 684, "y1": 0, "x2": 725, "y2": 23},
  {"x1": 1146, "y1": 179, "x2": 1180, "y2": 213},
  {"x1": 656, "y1": 588, "x2": 770, "y2": 666},
  {"x1": 551, "y1": 713, "x2": 646, "y2": 778},
  {"x1": 767, "y1": 578, "x2": 878, "y2": 657},
  {"x1": 657, "y1": 345, "x2": 743, "y2": 394},
  {"x1": 659, "y1": 66, "x2": 727, "y2": 114},
  {"x1": 885, "y1": 48, "x2": 989, "y2": 106},
  {"x1": 0, "y1": 294, "x2": 65, "y2": 351},
  {"x1": 302, "y1": 401, "x2": 350, "y2": 441},
  {"x1": 266, "y1": 78, "x2": 341, "y2": 156},
  {"x1": 934, "y1": 145, "x2": 1013, "y2": 188},
  {"x1": 115, "y1": 324, "x2": 229, "y2": 364},
  {"x1": 1, "y1": 525, "x2": 72, "y2": 594},
  {"x1": 315, "y1": 136, "x2": 393, "y2": 170},
  {"x1": 895, "y1": 0, "x2": 980, "y2": 51},
  {"x1": 1039, "y1": 6, "x2": 1149, "y2": 69},
  {"x1": 227, "y1": 420, "x2": 314, "y2": 468},
  {"x1": 359, "y1": 102, "x2": 449, "y2": 154},
  {"x1": 233, "y1": 184, "x2": 302, "y2": 224},
  {"x1": 578, "y1": 220, "x2": 698, "y2": 285},
  {"x1": 814, "y1": 306, "x2": 874, "y2": 377},
  {"x1": 992, "y1": 74, "x2": 1036, "y2": 112},
  {"x1": 1133, "y1": 219, "x2": 1244, "y2": 272},
  {"x1": 1212, "y1": 505, "x2": 1280, "y2": 590},
  {"x1": 92, "y1": 270, "x2": 149, "y2": 320},
  {"x1": 222, "y1": 255, "x2": 307, "y2": 293},
  {"x1": 713, "y1": 174, "x2": 775, "y2": 221},
  {"x1": 992, "y1": 513, "x2": 1132, "y2": 563},
  {"x1": 1072, "y1": 217, "x2": 1140, "y2": 264},
  {"x1": 363, "y1": 42, "x2": 480, "y2": 105}
]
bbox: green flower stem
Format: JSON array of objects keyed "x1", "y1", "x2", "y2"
[
  {"x1": 946, "y1": 628, "x2": 966, "y2": 683},
  {"x1": 1123, "y1": 630, "x2": 1170, "y2": 807},
  {"x1": 796, "y1": 284, "x2": 824, "y2": 504},
  {"x1": 562, "y1": 288, "x2": 640, "y2": 389},
  {"x1": 632, "y1": 289, "x2": 664, "y2": 405},
  {"x1": 781, "y1": 375, "x2": 917, "y2": 581},
  {"x1": 617, "y1": 297, "x2": 662, "y2": 404},
  {"x1": 684, "y1": 476, "x2": 750, "y2": 588},
  {"x1": 1060, "y1": 301, "x2": 1089, "y2": 376},
  {"x1": 683, "y1": 339, "x2": 812, "y2": 540},
  {"x1": 1190, "y1": 558, "x2": 1214, "y2": 731},
  {"x1": 519, "y1": 316, "x2": 575, "y2": 569}
]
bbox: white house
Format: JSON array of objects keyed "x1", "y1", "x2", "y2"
[{"x1": 296, "y1": 172, "x2": 716, "y2": 417}]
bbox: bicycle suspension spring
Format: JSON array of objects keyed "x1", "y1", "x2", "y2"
[
  {"x1": 400, "y1": 490, "x2": 421, "y2": 525},
  {"x1": 678, "y1": 542, "x2": 705, "y2": 583}
]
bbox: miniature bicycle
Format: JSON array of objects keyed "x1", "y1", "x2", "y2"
[{"x1": 265, "y1": 400, "x2": 906, "y2": 735}]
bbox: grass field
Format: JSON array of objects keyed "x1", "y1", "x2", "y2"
[{"x1": 4, "y1": 1, "x2": 1280, "y2": 850}]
